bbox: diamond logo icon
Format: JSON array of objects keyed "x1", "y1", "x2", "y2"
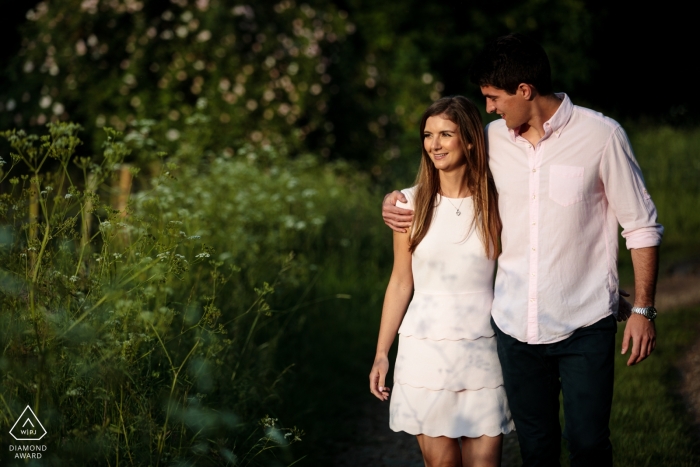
[{"x1": 9, "y1": 405, "x2": 47, "y2": 441}]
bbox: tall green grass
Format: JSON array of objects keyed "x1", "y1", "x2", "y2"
[
  {"x1": 618, "y1": 126, "x2": 700, "y2": 282},
  {"x1": 0, "y1": 123, "x2": 384, "y2": 465}
]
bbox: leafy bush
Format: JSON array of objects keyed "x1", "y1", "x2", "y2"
[
  {"x1": 3, "y1": 0, "x2": 352, "y2": 158},
  {"x1": 0, "y1": 122, "x2": 362, "y2": 466}
]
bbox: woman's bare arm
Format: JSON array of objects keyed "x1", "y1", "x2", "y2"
[{"x1": 369, "y1": 229, "x2": 414, "y2": 400}]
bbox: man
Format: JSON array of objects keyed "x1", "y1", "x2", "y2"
[{"x1": 381, "y1": 34, "x2": 662, "y2": 467}]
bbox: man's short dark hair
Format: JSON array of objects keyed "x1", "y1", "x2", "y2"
[{"x1": 469, "y1": 33, "x2": 553, "y2": 96}]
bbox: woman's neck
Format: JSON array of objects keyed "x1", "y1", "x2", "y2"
[{"x1": 438, "y1": 166, "x2": 470, "y2": 198}]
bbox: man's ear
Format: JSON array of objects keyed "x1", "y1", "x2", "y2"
[{"x1": 517, "y1": 83, "x2": 536, "y2": 101}]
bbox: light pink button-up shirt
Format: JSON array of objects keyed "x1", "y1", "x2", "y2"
[{"x1": 487, "y1": 94, "x2": 663, "y2": 344}]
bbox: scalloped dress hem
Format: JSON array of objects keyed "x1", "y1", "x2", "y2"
[{"x1": 389, "y1": 383, "x2": 515, "y2": 439}]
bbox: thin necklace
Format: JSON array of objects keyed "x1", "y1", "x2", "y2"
[{"x1": 443, "y1": 195, "x2": 464, "y2": 216}]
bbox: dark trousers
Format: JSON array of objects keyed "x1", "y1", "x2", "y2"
[{"x1": 492, "y1": 315, "x2": 616, "y2": 467}]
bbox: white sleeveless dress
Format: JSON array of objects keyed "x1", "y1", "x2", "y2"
[{"x1": 389, "y1": 187, "x2": 515, "y2": 438}]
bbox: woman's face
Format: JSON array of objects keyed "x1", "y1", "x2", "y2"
[{"x1": 423, "y1": 114, "x2": 469, "y2": 172}]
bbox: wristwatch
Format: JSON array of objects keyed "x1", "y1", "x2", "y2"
[{"x1": 631, "y1": 306, "x2": 657, "y2": 321}]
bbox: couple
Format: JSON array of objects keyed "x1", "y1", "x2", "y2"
[{"x1": 368, "y1": 34, "x2": 662, "y2": 467}]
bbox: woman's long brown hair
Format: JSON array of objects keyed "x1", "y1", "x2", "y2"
[{"x1": 409, "y1": 96, "x2": 501, "y2": 259}]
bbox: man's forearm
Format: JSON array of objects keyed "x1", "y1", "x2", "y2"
[{"x1": 630, "y1": 246, "x2": 659, "y2": 307}]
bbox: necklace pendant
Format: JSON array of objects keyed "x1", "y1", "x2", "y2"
[{"x1": 456, "y1": 210, "x2": 461, "y2": 216}]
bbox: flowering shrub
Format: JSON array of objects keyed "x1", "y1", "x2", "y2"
[
  {"x1": 0, "y1": 0, "x2": 442, "y2": 181},
  {"x1": 2, "y1": 0, "x2": 351, "y2": 158},
  {"x1": 0, "y1": 122, "x2": 356, "y2": 465}
]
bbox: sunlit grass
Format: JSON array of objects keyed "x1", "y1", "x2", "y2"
[{"x1": 618, "y1": 126, "x2": 700, "y2": 284}]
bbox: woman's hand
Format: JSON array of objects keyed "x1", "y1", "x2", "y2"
[{"x1": 369, "y1": 354, "x2": 391, "y2": 401}]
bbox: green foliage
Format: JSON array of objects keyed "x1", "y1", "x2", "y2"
[
  {"x1": 629, "y1": 126, "x2": 700, "y2": 254},
  {"x1": 0, "y1": 122, "x2": 364, "y2": 465},
  {"x1": 1, "y1": 0, "x2": 354, "y2": 160},
  {"x1": 616, "y1": 126, "x2": 700, "y2": 283},
  {"x1": 315, "y1": 0, "x2": 595, "y2": 181},
  {"x1": 0, "y1": 0, "x2": 598, "y2": 183}
]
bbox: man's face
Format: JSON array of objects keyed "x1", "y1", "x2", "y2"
[{"x1": 480, "y1": 85, "x2": 530, "y2": 130}]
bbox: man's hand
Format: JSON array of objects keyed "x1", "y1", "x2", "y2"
[
  {"x1": 382, "y1": 191, "x2": 413, "y2": 233},
  {"x1": 615, "y1": 289, "x2": 632, "y2": 322},
  {"x1": 621, "y1": 313, "x2": 656, "y2": 366},
  {"x1": 622, "y1": 246, "x2": 659, "y2": 366}
]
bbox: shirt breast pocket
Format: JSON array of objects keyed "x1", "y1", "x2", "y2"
[{"x1": 549, "y1": 165, "x2": 584, "y2": 207}]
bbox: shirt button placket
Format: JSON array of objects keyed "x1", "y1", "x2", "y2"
[{"x1": 527, "y1": 143, "x2": 540, "y2": 343}]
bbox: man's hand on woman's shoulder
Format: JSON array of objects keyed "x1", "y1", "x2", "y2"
[{"x1": 382, "y1": 190, "x2": 413, "y2": 233}]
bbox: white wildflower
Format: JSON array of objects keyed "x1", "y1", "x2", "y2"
[
  {"x1": 69, "y1": 275, "x2": 79, "y2": 283},
  {"x1": 39, "y1": 95, "x2": 52, "y2": 109},
  {"x1": 64, "y1": 193, "x2": 73, "y2": 199},
  {"x1": 195, "y1": 252, "x2": 210, "y2": 258}
]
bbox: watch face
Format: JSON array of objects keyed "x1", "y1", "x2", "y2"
[{"x1": 632, "y1": 306, "x2": 657, "y2": 320}]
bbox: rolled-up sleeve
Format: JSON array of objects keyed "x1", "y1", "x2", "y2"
[{"x1": 600, "y1": 126, "x2": 664, "y2": 249}]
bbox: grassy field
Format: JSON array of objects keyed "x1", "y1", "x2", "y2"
[
  {"x1": 568, "y1": 306, "x2": 700, "y2": 466},
  {"x1": 617, "y1": 126, "x2": 700, "y2": 284}
]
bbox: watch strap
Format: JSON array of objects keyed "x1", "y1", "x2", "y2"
[{"x1": 631, "y1": 306, "x2": 657, "y2": 320}]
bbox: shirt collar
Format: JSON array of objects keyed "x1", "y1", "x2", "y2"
[{"x1": 509, "y1": 92, "x2": 573, "y2": 142}]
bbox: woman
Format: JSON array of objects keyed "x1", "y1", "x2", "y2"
[{"x1": 369, "y1": 96, "x2": 514, "y2": 467}]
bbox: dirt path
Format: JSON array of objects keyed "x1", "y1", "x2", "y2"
[
  {"x1": 631, "y1": 270, "x2": 700, "y2": 440},
  {"x1": 332, "y1": 399, "x2": 522, "y2": 467},
  {"x1": 334, "y1": 270, "x2": 700, "y2": 466}
]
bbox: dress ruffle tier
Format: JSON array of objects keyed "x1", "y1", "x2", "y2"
[
  {"x1": 389, "y1": 292, "x2": 515, "y2": 438},
  {"x1": 390, "y1": 373, "x2": 513, "y2": 438}
]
